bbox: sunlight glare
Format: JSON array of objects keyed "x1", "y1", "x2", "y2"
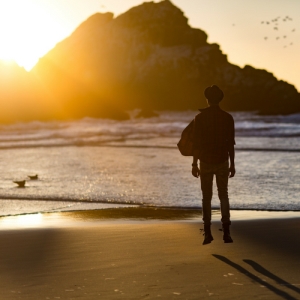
[
  {"x1": 0, "y1": 0, "x2": 68, "y2": 70},
  {"x1": 0, "y1": 213, "x2": 43, "y2": 228}
]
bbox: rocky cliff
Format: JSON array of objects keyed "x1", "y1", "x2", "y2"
[{"x1": 1, "y1": 0, "x2": 300, "y2": 123}]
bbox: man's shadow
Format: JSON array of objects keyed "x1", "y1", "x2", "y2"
[
  {"x1": 213, "y1": 254, "x2": 299, "y2": 300},
  {"x1": 243, "y1": 259, "x2": 300, "y2": 295}
]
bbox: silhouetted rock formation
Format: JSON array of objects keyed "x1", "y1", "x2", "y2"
[
  {"x1": 1, "y1": 0, "x2": 300, "y2": 123},
  {"x1": 32, "y1": 0, "x2": 299, "y2": 115}
]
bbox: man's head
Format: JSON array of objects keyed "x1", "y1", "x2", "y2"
[{"x1": 204, "y1": 85, "x2": 224, "y2": 105}]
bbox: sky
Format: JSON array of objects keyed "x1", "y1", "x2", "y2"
[{"x1": 0, "y1": 0, "x2": 299, "y2": 90}]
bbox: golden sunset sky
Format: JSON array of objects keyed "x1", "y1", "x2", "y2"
[{"x1": 0, "y1": 0, "x2": 299, "y2": 90}]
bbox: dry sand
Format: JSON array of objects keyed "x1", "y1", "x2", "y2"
[{"x1": 0, "y1": 212, "x2": 299, "y2": 299}]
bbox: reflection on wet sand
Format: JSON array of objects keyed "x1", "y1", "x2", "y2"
[
  {"x1": 62, "y1": 207, "x2": 204, "y2": 221},
  {"x1": 0, "y1": 207, "x2": 205, "y2": 229}
]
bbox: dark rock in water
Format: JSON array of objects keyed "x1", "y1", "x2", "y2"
[
  {"x1": 96, "y1": 107, "x2": 130, "y2": 120},
  {"x1": 136, "y1": 109, "x2": 159, "y2": 118},
  {"x1": 0, "y1": 0, "x2": 298, "y2": 121}
]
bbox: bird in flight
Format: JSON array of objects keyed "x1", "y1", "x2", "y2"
[{"x1": 261, "y1": 15, "x2": 297, "y2": 48}]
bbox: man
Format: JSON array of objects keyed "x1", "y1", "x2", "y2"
[{"x1": 192, "y1": 85, "x2": 235, "y2": 245}]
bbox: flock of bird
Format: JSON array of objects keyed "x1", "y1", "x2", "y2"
[
  {"x1": 13, "y1": 174, "x2": 38, "y2": 188},
  {"x1": 261, "y1": 16, "x2": 296, "y2": 48}
]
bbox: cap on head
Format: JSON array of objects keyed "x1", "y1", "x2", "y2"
[{"x1": 204, "y1": 85, "x2": 224, "y2": 103}]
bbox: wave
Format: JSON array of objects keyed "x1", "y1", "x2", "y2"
[
  {"x1": 1, "y1": 111, "x2": 300, "y2": 150},
  {"x1": 1, "y1": 142, "x2": 300, "y2": 152},
  {"x1": 0, "y1": 195, "x2": 143, "y2": 206},
  {"x1": 1, "y1": 196, "x2": 299, "y2": 213}
]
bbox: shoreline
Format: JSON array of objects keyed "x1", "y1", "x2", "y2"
[{"x1": 1, "y1": 208, "x2": 299, "y2": 230}]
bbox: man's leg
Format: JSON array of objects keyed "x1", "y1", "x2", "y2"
[
  {"x1": 216, "y1": 161, "x2": 233, "y2": 243},
  {"x1": 215, "y1": 161, "x2": 230, "y2": 224},
  {"x1": 200, "y1": 162, "x2": 214, "y2": 245},
  {"x1": 200, "y1": 162, "x2": 214, "y2": 225}
]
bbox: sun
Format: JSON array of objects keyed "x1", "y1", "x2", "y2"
[
  {"x1": 0, "y1": 44, "x2": 40, "y2": 71},
  {"x1": 0, "y1": 1, "x2": 67, "y2": 71}
]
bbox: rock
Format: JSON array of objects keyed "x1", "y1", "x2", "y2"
[
  {"x1": 31, "y1": 0, "x2": 297, "y2": 115},
  {"x1": 135, "y1": 109, "x2": 159, "y2": 118},
  {"x1": 1, "y1": 0, "x2": 299, "y2": 121}
]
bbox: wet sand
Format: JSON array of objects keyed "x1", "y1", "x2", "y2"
[{"x1": 0, "y1": 211, "x2": 299, "y2": 299}]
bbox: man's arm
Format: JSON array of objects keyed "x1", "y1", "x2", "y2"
[
  {"x1": 228, "y1": 145, "x2": 235, "y2": 178},
  {"x1": 192, "y1": 149, "x2": 200, "y2": 178},
  {"x1": 191, "y1": 116, "x2": 200, "y2": 178},
  {"x1": 228, "y1": 115, "x2": 236, "y2": 178}
]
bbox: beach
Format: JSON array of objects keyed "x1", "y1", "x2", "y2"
[
  {"x1": 0, "y1": 210, "x2": 299, "y2": 300},
  {"x1": 0, "y1": 111, "x2": 300, "y2": 299},
  {"x1": 1, "y1": 0, "x2": 300, "y2": 297}
]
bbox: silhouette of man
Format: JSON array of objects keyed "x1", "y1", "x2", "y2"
[{"x1": 192, "y1": 85, "x2": 235, "y2": 245}]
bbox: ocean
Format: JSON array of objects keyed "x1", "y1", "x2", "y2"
[{"x1": 0, "y1": 110, "x2": 300, "y2": 217}]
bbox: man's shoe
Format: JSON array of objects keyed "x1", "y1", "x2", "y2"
[
  {"x1": 202, "y1": 225, "x2": 214, "y2": 245},
  {"x1": 223, "y1": 233, "x2": 233, "y2": 243},
  {"x1": 222, "y1": 224, "x2": 233, "y2": 243}
]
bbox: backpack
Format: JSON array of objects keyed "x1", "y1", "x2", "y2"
[{"x1": 177, "y1": 119, "x2": 195, "y2": 156}]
